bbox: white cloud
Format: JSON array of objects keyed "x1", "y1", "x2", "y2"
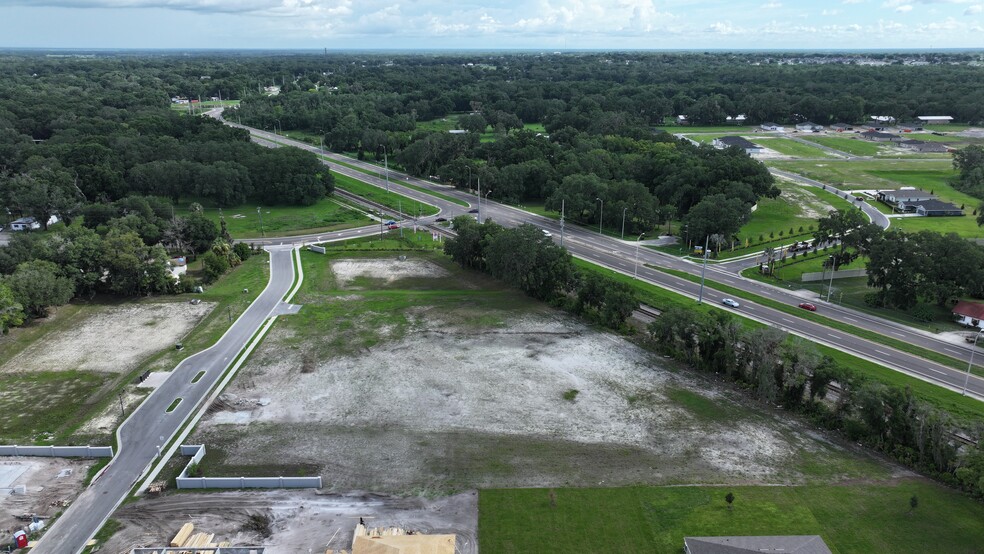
[
  {"x1": 822, "y1": 8, "x2": 842, "y2": 14},
  {"x1": 896, "y1": 4, "x2": 914, "y2": 11},
  {"x1": 761, "y1": 1, "x2": 782, "y2": 7},
  {"x1": 842, "y1": 0, "x2": 864, "y2": 4},
  {"x1": 706, "y1": 21, "x2": 742, "y2": 34},
  {"x1": 965, "y1": 4, "x2": 983, "y2": 13}
]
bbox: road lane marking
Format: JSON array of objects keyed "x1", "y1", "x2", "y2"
[
  {"x1": 827, "y1": 334, "x2": 841, "y2": 340},
  {"x1": 874, "y1": 350, "x2": 890, "y2": 356},
  {"x1": 843, "y1": 316, "x2": 857, "y2": 322},
  {"x1": 944, "y1": 348, "x2": 962, "y2": 355}
]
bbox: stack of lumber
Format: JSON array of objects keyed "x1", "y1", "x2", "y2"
[{"x1": 170, "y1": 523, "x2": 194, "y2": 547}]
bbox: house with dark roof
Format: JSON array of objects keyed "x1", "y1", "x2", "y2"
[
  {"x1": 684, "y1": 535, "x2": 832, "y2": 554},
  {"x1": 712, "y1": 136, "x2": 763, "y2": 155},
  {"x1": 953, "y1": 301, "x2": 984, "y2": 329},
  {"x1": 898, "y1": 122, "x2": 924, "y2": 132},
  {"x1": 860, "y1": 130, "x2": 900, "y2": 142},
  {"x1": 760, "y1": 122, "x2": 784, "y2": 131},
  {"x1": 829, "y1": 123, "x2": 853, "y2": 132},
  {"x1": 795, "y1": 122, "x2": 823, "y2": 132},
  {"x1": 902, "y1": 199, "x2": 964, "y2": 217},
  {"x1": 876, "y1": 189, "x2": 934, "y2": 204}
]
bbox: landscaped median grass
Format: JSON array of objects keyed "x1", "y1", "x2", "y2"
[
  {"x1": 575, "y1": 258, "x2": 984, "y2": 422},
  {"x1": 333, "y1": 172, "x2": 440, "y2": 217},
  {"x1": 177, "y1": 197, "x2": 370, "y2": 239},
  {"x1": 328, "y1": 157, "x2": 470, "y2": 207},
  {"x1": 479, "y1": 480, "x2": 984, "y2": 553}
]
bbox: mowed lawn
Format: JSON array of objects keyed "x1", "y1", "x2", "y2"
[
  {"x1": 755, "y1": 137, "x2": 834, "y2": 158},
  {"x1": 333, "y1": 172, "x2": 440, "y2": 216},
  {"x1": 480, "y1": 481, "x2": 984, "y2": 553},
  {"x1": 800, "y1": 135, "x2": 884, "y2": 157},
  {"x1": 177, "y1": 196, "x2": 371, "y2": 239}
]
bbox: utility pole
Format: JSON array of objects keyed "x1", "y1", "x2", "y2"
[
  {"x1": 621, "y1": 207, "x2": 627, "y2": 240},
  {"x1": 257, "y1": 207, "x2": 265, "y2": 238},
  {"x1": 634, "y1": 233, "x2": 646, "y2": 278},
  {"x1": 477, "y1": 177, "x2": 482, "y2": 223},
  {"x1": 398, "y1": 199, "x2": 404, "y2": 239},
  {"x1": 596, "y1": 198, "x2": 604, "y2": 235},
  {"x1": 697, "y1": 235, "x2": 710, "y2": 304},
  {"x1": 383, "y1": 147, "x2": 390, "y2": 192},
  {"x1": 560, "y1": 199, "x2": 566, "y2": 248}
]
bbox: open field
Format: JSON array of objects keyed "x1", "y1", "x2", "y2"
[
  {"x1": 657, "y1": 125, "x2": 757, "y2": 133},
  {"x1": 0, "y1": 254, "x2": 268, "y2": 444},
  {"x1": 754, "y1": 137, "x2": 834, "y2": 158},
  {"x1": 799, "y1": 136, "x2": 885, "y2": 157},
  {"x1": 479, "y1": 479, "x2": 984, "y2": 553},
  {"x1": 177, "y1": 197, "x2": 371, "y2": 239},
  {"x1": 188, "y1": 249, "x2": 905, "y2": 496},
  {"x1": 768, "y1": 159, "x2": 954, "y2": 191}
]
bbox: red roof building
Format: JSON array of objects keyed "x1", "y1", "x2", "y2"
[{"x1": 953, "y1": 301, "x2": 984, "y2": 329}]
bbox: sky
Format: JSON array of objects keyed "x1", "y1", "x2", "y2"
[{"x1": 0, "y1": 0, "x2": 982, "y2": 50}]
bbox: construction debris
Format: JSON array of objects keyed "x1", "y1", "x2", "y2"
[
  {"x1": 349, "y1": 523, "x2": 456, "y2": 554},
  {"x1": 170, "y1": 522, "x2": 194, "y2": 547}
]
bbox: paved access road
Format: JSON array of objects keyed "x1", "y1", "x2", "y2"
[
  {"x1": 230, "y1": 121, "x2": 983, "y2": 400},
  {"x1": 32, "y1": 247, "x2": 298, "y2": 554}
]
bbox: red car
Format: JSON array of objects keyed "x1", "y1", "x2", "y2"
[
  {"x1": 387, "y1": 224, "x2": 399, "y2": 230},
  {"x1": 798, "y1": 302, "x2": 817, "y2": 311}
]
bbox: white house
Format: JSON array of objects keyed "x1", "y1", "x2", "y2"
[
  {"x1": 167, "y1": 257, "x2": 188, "y2": 280},
  {"x1": 953, "y1": 301, "x2": 984, "y2": 330},
  {"x1": 9, "y1": 215, "x2": 59, "y2": 231},
  {"x1": 712, "y1": 136, "x2": 763, "y2": 155},
  {"x1": 796, "y1": 122, "x2": 823, "y2": 132},
  {"x1": 760, "y1": 122, "x2": 784, "y2": 132}
]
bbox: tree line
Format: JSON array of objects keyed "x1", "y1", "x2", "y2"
[
  {"x1": 649, "y1": 305, "x2": 984, "y2": 500},
  {"x1": 444, "y1": 216, "x2": 638, "y2": 329}
]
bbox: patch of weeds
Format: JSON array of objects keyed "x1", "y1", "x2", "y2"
[
  {"x1": 563, "y1": 389, "x2": 580, "y2": 402},
  {"x1": 241, "y1": 512, "x2": 273, "y2": 539},
  {"x1": 666, "y1": 388, "x2": 736, "y2": 424}
]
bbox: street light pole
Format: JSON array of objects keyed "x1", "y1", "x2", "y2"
[
  {"x1": 697, "y1": 235, "x2": 710, "y2": 304},
  {"x1": 963, "y1": 329, "x2": 984, "y2": 396},
  {"x1": 256, "y1": 207, "x2": 265, "y2": 238},
  {"x1": 826, "y1": 256, "x2": 836, "y2": 302},
  {"x1": 560, "y1": 198, "x2": 566, "y2": 248},
  {"x1": 596, "y1": 198, "x2": 604, "y2": 235},
  {"x1": 634, "y1": 233, "x2": 646, "y2": 278},
  {"x1": 382, "y1": 145, "x2": 390, "y2": 193},
  {"x1": 477, "y1": 177, "x2": 482, "y2": 223},
  {"x1": 621, "y1": 207, "x2": 627, "y2": 240},
  {"x1": 484, "y1": 190, "x2": 492, "y2": 221},
  {"x1": 398, "y1": 199, "x2": 404, "y2": 239}
]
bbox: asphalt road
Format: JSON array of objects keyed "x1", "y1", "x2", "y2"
[
  {"x1": 231, "y1": 121, "x2": 983, "y2": 400},
  {"x1": 32, "y1": 247, "x2": 298, "y2": 554}
]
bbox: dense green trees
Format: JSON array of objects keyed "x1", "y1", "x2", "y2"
[
  {"x1": 648, "y1": 306, "x2": 984, "y2": 499},
  {"x1": 3, "y1": 260, "x2": 74, "y2": 318},
  {"x1": 952, "y1": 145, "x2": 984, "y2": 200}
]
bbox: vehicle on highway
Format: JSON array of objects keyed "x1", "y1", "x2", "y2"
[
  {"x1": 798, "y1": 302, "x2": 817, "y2": 311},
  {"x1": 467, "y1": 208, "x2": 479, "y2": 214},
  {"x1": 721, "y1": 298, "x2": 740, "y2": 308},
  {"x1": 387, "y1": 224, "x2": 399, "y2": 230},
  {"x1": 435, "y1": 217, "x2": 447, "y2": 222},
  {"x1": 542, "y1": 229, "x2": 552, "y2": 238},
  {"x1": 384, "y1": 220, "x2": 396, "y2": 225}
]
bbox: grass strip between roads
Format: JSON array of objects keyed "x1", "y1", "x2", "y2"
[
  {"x1": 650, "y1": 266, "x2": 981, "y2": 377},
  {"x1": 327, "y1": 157, "x2": 470, "y2": 207},
  {"x1": 574, "y1": 259, "x2": 984, "y2": 423},
  {"x1": 333, "y1": 172, "x2": 440, "y2": 216}
]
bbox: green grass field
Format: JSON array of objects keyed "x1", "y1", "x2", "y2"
[
  {"x1": 333, "y1": 172, "x2": 440, "y2": 217},
  {"x1": 799, "y1": 136, "x2": 885, "y2": 157},
  {"x1": 178, "y1": 197, "x2": 370, "y2": 239},
  {"x1": 768, "y1": 159, "x2": 955, "y2": 191},
  {"x1": 755, "y1": 137, "x2": 834, "y2": 158},
  {"x1": 657, "y1": 125, "x2": 757, "y2": 133},
  {"x1": 479, "y1": 480, "x2": 984, "y2": 553}
]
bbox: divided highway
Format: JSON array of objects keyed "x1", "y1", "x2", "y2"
[{"x1": 228, "y1": 118, "x2": 984, "y2": 400}]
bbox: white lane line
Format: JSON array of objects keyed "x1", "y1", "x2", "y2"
[
  {"x1": 892, "y1": 332, "x2": 906, "y2": 337},
  {"x1": 944, "y1": 347, "x2": 962, "y2": 355},
  {"x1": 874, "y1": 350, "x2": 890, "y2": 356},
  {"x1": 843, "y1": 316, "x2": 858, "y2": 322},
  {"x1": 827, "y1": 334, "x2": 841, "y2": 340},
  {"x1": 781, "y1": 318, "x2": 795, "y2": 324}
]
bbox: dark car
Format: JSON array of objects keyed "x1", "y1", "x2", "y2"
[
  {"x1": 798, "y1": 302, "x2": 817, "y2": 311},
  {"x1": 467, "y1": 208, "x2": 479, "y2": 214},
  {"x1": 435, "y1": 217, "x2": 447, "y2": 222}
]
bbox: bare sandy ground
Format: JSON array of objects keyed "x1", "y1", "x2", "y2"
[
  {"x1": 1, "y1": 302, "x2": 214, "y2": 375},
  {"x1": 103, "y1": 490, "x2": 478, "y2": 554},
  {"x1": 191, "y1": 256, "x2": 857, "y2": 490},
  {"x1": 0, "y1": 458, "x2": 94, "y2": 544},
  {"x1": 331, "y1": 258, "x2": 450, "y2": 286}
]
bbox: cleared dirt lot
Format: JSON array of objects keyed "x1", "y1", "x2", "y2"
[
  {"x1": 189, "y1": 255, "x2": 891, "y2": 492},
  {"x1": 1, "y1": 302, "x2": 214, "y2": 375},
  {"x1": 103, "y1": 490, "x2": 477, "y2": 554},
  {"x1": 0, "y1": 457, "x2": 94, "y2": 545}
]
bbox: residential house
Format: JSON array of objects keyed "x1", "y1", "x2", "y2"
[
  {"x1": 795, "y1": 121, "x2": 823, "y2": 132},
  {"x1": 899, "y1": 140, "x2": 949, "y2": 153},
  {"x1": 9, "y1": 217, "x2": 40, "y2": 231},
  {"x1": 712, "y1": 136, "x2": 763, "y2": 155},
  {"x1": 684, "y1": 535, "x2": 832, "y2": 554},
  {"x1": 917, "y1": 115, "x2": 953, "y2": 124},
  {"x1": 725, "y1": 114, "x2": 747, "y2": 124},
  {"x1": 760, "y1": 122, "x2": 784, "y2": 131},
  {"x1": 676, "y1": 114, "x2": 689, "y2": 125},
  {"x1": 829, "y1": 122, "x2": 853, "y2": 132},
  {"x1": 908, "y1": 199, "x2": 964, "y2": 217},
  {"x1": 8, "y1": 215, "x2": 59, "y2": 231},
  {"x1": 448, "y1": 129, "x2": 467, "y2": 134},
  {"x1": 861, "y1": 123, "x2": 890, "y2": 132},
  {"x1": 898, "y1": 122, "x2": 924, "y2": 132},
  {"x1": 870, "y1": 115, "x2": 896, "y2": 124},
  {"x1": 953, "y1": 301, "x2": 984, "y2": 329},
  {"x1": 876, "y1": 189, "x2": 935, "y2": 211},
  {"x1": 860, "y1": 130, "x2": 900, "y2": 142},
  {"x1": 167, "y1": 257, "x2": 188, "y2": 280}
]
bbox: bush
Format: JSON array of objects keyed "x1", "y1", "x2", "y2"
[
  {"x1": 233, "y1": 242, "x2": 252, "y2": 262},
  {"x1": 863, "y1": 291, "x2": 884, "y2": 307},
  {"x1": 201, "y1": 251, "x2": 230, "y2": 284},
  {"x1": 909, "y1": 304, "x2": 935, "y2": 323},
  {"x1": 758, "y1": 234, "x2": 764, "y2": 242}
]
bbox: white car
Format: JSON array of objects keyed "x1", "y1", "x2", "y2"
[
  {"x1": 721, "y1": 298, "x2": 740, "y2": 308},
  {"x1": 541, "y1": 229, "x2": 553, "y2": 238}
]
